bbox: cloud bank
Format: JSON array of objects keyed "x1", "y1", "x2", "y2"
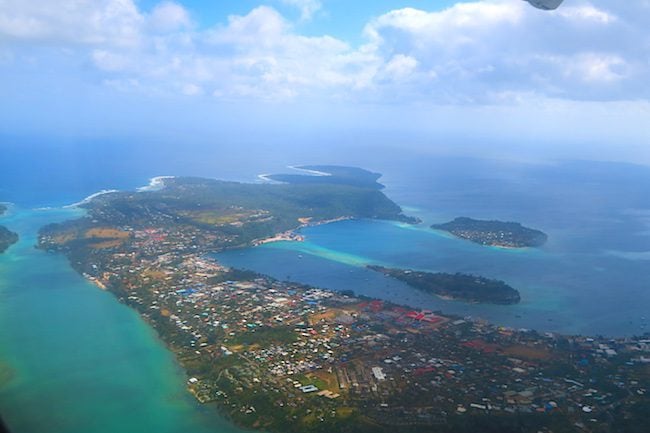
[{"x1": 0, "y1": 0, "x2": 648, "y2": 105}]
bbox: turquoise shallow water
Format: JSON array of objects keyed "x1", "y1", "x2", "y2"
[
  {"x1": 215, "y1": 218, "x2": 650, "y2": 337},
  {"x1": 215, "y1": 159, "x2": 650, "y2": 338},
  {"x1": 1, "y1": 155, "x2": 650, "y2": 432},
  {"x1": 0, "y1": 207, "x2": 246, "y2": 433}
]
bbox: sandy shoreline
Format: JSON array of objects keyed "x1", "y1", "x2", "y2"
[
  {"x1": 252, "y1": 231, "x2": 305, "y2": 246},
  {"x1": 256, "y1": 174, "x2": 285, "y2": 184},
  {"x1": 63, "y1": 190, "x2": 120, "y2": 208},
  {"x1": 137, "y1": 176, "x2": 176, "y2": 192},
  {"x1": 287, "y1": 165, "x2": 332, "y2": 177},
  {"x1": 252, "y1": 216, "x2": 353, "y2": 246},
  {"x1": 62, "y1": 176, "x2": 175, "y2": 209}
]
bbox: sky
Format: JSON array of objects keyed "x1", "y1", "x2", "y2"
[{"x1": 1, "y1": 0, "x2": 649, "y2": 164}]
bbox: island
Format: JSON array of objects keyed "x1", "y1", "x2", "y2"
[
  {"x1": 368, "y1": 266, "x2": 521, "y2": 305},
  {"x1": 0, "y1": 204, "x2": 18, "y2": 253},
  {"x1": 431, "y1": 217, "x2": 547, "y2": 248},
  {"x1": 0, "y1": 227, "x2": 18, "y2": 253},
  {"x1": 36, "y1": 175, "x2": 649, "y2": 433},
  {"x1": 39, "y1": 176, "x2": 414, "y2": 266},
  {"x1": 264, "y1": 166, "x2": 386, "y2": 190}
]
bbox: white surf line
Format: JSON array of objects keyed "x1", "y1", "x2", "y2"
[
  {"x1": 64, "y1": 189, "x2": 120, "y2": 208},
  {"x1": 257, "y1": 173, "x2": 292, "y2": 184},
  {"x1": 137, "y1": 176, "x2": 176, "y2": 192},
  {"x1": 287, "y1": 165, "x2": 333, "y2": 177}
]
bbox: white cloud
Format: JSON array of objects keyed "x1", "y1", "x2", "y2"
[
  {"x1": 280, "y1": 0, "x2": 322, "y2": 21},
  {"x1": 558, "y1": 5, "x2": 617, "y2": 24},
  {"x1": 0, "y1": 0, "x2": 649, "y2": 104},
  {"x1": 365, "y1": 2, "x2": 523, "y2": 43},
  {"x1": 383, "y1": 54, "x2": 419, "y2": 81},
  {"x1": 361, "y1": 0, "x2": 648, "y2": 102},
  {"x1": 0, "y1": 0, "x2": 143, "y2": 46},
  {"x1": 163, "y1": 6, "x2": 360, "y2": 98},
  {"x1": 568, "y1": 53, "x2": 628, "y2": 83},
  {"x1": 207, "y1": 6, "x2": 289, "y2": 46},
  {"x1": 149, "y1": 1, "x2": 192, "y2": 33},
  {"x1": 92, "y1": 49, "x2": 130, "y2": 71},
  {"x1": 181, "y1": 83, "x2": 203, "y2": 96}
]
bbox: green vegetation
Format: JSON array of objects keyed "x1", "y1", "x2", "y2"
[
  {"x1": 34, "y1": 174, "x2": 649, "y2": 433},
  {"x1": 230, "y1": 325, "x2": 298, "y2": 347},
  {"x1": 265, "y1": 165, "x2": 386, "y2": 190},
  {"x1": 431, "y1": 217, "x2": 547, "y2": 248},
  {"x1": 0, "y1": 226, "x2": 18, "y2": 253},
  {"x1": 40, "y1": 176, "x2": 415, "y2": 255},
  {"x1": 368, "y1": 265, "x2": 521, "y2": 304},
  {"x1": 207, "y1": 269, "x2": 262, "y2": 284},
  {"x1": 0, "y1": 204, "x2": 17, "y2": 252}
]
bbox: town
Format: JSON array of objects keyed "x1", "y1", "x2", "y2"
[
  {"x1": 36, "y1": 178, "x2": 650, "y2": 433},
  {"x1": 40, "y1": 222, "x2": 650, "y2": 433}
]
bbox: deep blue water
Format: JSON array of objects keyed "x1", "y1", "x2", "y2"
[
  {"x1": 214, "y1": 158, "x2": 650, "y2": 337},
  {"x1": 2, "y1": 143, "x2": 650, "y2": 333},
  {"x1": 216, "y1": 219, "x2": 650, "y2": 336},
  {"x1": 0, "y1": 140, "x2": 283, "y2": 207},
  {"x1": 1, "y1": 142, "x2": 650, "y2": 433}
]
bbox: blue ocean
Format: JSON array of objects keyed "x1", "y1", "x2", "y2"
[
  {"x1": 217, "y1": 157, "x2": 650, "y2": 337},
  {"x1": 1, "y1": 141, "x2": 650, "y2": 433}
]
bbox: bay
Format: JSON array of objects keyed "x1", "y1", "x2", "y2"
[{"x1": 215, "y1": 158, "x2": 650, "y2": 337}]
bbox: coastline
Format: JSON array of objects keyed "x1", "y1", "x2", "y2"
[
  {"x1": 61, "y1": 176, "x2": 175, "y2": 210},
  {"x1": 137, "y1": 176, "x2": 176, "y2": 192},
  {"x1": 431, "y1": 218, "x2": 547, "y2": 250},
  {"x1": 257, "y1": 166, "x2": 333, "y2": 184},
  {"x1": 0, "y1": 202, "x2": 14, "y2": 217},
  {"x1": 429, "y1": 227, "x2": 538, "y2": 253},
  {"x1": 433, "y1": 230, "x2": 539, "y2": 250},
  {"x1": 72, "y1": 250, "x2": 650, "y2": 433},
  {"x1": 0, "y1": 219, "x2": 229, "y2": 433},
  {"x1": 256, "y1": 173, "x2": 287, "y2": 184},
  {"x1": 83, "y1": 273, "x2": 108, "y2": 290},
  {"x1": 251, "y1": 217, "x2": 353, "y2": 246},
  {"x1": 31, "y1": 175, "x2": 650, "y2": 432},
  {"x1": 63, "y1": 189, "x2": 120, "y2": 208},
  {"x1": 256, "y1": 173, "x2": 274, "y2": 183},
  {"x1": 286, "y1": 165, "x2": 332, "y2": 177},
  {"x1": 252, "y1": 231, "x2": 305, "y2": 246}
]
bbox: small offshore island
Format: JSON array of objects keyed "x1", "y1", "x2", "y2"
[
  {"x1": 36, "y1": 172, "x2": 649, "y2": 433},
  {"x1": 432, "y1": 217, "x2": 548, "y2": 248},
  {"x1": 0, "y1": 204, "x2": 18, "y2": 253},
  {"x1": 368, "y1": 266, "x2": 521, "y2": 305}
]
